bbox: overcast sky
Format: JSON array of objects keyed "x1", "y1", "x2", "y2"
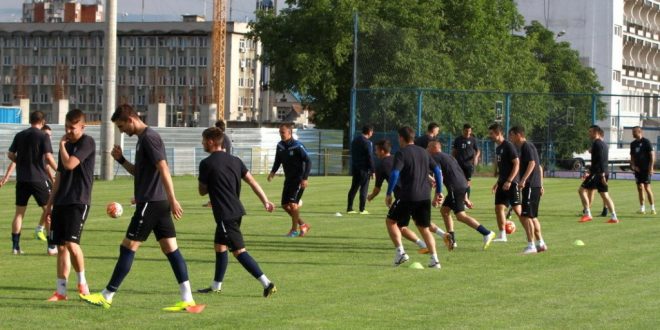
[{"x1": 0, "y1": 0, "x2": 286, "y2": 23}]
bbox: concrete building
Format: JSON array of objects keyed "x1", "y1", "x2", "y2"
[
  {"x1": 516, "y1": 0, "x2": 660, "y2": 146},
  {"x1": 23, "y1": 0, "x2": 103, "y2": 23}
]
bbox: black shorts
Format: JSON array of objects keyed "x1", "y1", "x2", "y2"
[
  {"x1": 634, "y1": 170, "x2": 651, "y2": 185},
  {"x1": 16, "y1": 181, "x2": 50, "y2": 206},
  {"x1": 214, "y1": 217, "x2": 245, "y2": 251},
  {"x1": 494, "y1": 182, "x2": 521, "y2": 206},
  {"x1": 459, "y1": 164, "x2": 474, "y2": 181},
  {"x1": 126, "y1": 201, "x2": 177, "y2": 242},
  {"x1": 387, "y1": 199, "x2": 432, "y2": 228},
  {"x1": 521, "y1": 187, "x2": 541, "y2": 218},
  {"x1": 442, "y1": 186, "x2": 467, "y2": 214},
  {"x1": 281, "y1": 180, "x2": 304, "y2": 205},
  {"x1": 49, "y1": 204, "x2": 89, "y2": 245},
  {"x1": 581, "y1": 173, "x2": 608, "y2": 193}
]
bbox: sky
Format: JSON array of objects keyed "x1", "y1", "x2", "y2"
[{"x1": 0, "y1": 0, "x2": 287, "y2": 23}]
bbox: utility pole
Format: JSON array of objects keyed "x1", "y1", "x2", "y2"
[{"x1": 101, "y1": 0, "x2": 117, "y2": 180}]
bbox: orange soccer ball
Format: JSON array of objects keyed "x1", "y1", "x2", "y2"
[
  {"x1": 505, "y1": 220, "x2": 516, "y2": 234},
  {"x1": 106, "y1": 202, "x2": 123, "y2": 218}
]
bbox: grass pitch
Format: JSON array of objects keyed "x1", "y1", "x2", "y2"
[{"x1": 1, "y1": 175, "x2": 659, "y2": 329}]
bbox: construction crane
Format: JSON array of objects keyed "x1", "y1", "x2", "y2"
[{"x1": 212, "y1": 0, "x2": 226, "y2": 121}]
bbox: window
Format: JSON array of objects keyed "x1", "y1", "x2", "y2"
[
  {"x1": 239, "y1": 39, "x2": 245, "y2": 49},
  {"x1": 179, "y1": 56, "x2": 186, "y2": 66},
  {"x1": 238, "y1": 77, "x2": 244, "y2": 87},
  {"x1": 613, "y1": 70, "x2": 621, "y2": 82},
  {"x1": 138, "y1": 56, "x2": 146, "y2": 66},
  {"x1": 277, "y1": 107, "x2": 289, "y2": 121},
  {"x1": 3, "y1": 93, "x2": 11, "y2": 103},
  {"x1": 3, "y1": 56, "x2": 10, "y2": 65},
  {"x1": 137, "y1": 94, "x2": 146, "y2": 105},
  {"x1": 614, "y1": 24, "x2": 622, "y2": 37}
]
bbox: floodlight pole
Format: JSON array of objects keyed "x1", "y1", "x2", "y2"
[
  {"x1": 349, "y1": 11, "x2": 358, "y2": 145},
  {"x1": 504, "y1": 93, "x2": 511, "y2": 135},
  {"x1": 101, "y1": 0, "x2": 117, "y2": 180}
]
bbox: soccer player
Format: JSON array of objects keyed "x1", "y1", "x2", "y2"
[
  {"x1": 81, "y1": 104, "x2": 197, "y2": 312},
  {"x1": 427, "y1": 141, "x2": 496, "y2": 251},
  {"x1": 367, "y1": 139, "x2": 440, "y2": 254},
  {"x1": 196, "y1": 127, "x2": 277, "y2": 297},
  {"x1": 6, "y1": 111, "x2": 57, "y2": 254},
  {"x1": 508, "y1": 127, "x2": 548, "y2": 254},
  {"x1": 203, "y1": 120, "x2": 233, "y2": 207},
  {"x1": 44, "y1": 109, "x2": 95, "y2": 301},
  {"x1": 452, "y1": 123, "x2": 480, "y2": 198},
  {"x1": 630, "y1": 126, "x2": 655, "y2": 215},
  {"x1": 347, "y1": 124, "x2": 375, "y2": 215},
  {"x1": 385, "y1": 127, "x2": 443, "y2": 268},
  {"x1": 488, "y1": 123, "x2": 521, "y2": 242},
  {"x1": 578, "y1": 125, "x2": 619, "y2": 223},
  {"x1": 267, "y1": 123, "x2": 312, "y2": 237},
  {"x1": 414, "y1": 122, "x2": 440, "y2": 149}
]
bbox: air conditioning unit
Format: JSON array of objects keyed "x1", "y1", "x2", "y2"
[
  {"x1": 128, "y1": 66, "x2": 133, "y2": 71},
  {"x1": 129, "y1": 46, "x2": 134, "y2": 51},
  {"x1": 239, "y1": 47, "x2": 245, "y2": 53},
  {"x1": 240, "y1": 60, "x2": 246, "y2": 68}
]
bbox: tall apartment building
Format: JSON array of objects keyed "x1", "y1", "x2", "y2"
[
  {"x1": 23, "y1": 0, "x2": 103, "y2": 23},
  {"x1": 516, "y1": 0, "x2": 660, "y2": 146},
  {"x1": 0, "y1": 20, "x2": 270, "y2": 126}
]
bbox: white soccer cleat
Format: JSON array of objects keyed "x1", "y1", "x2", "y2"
[
  {"x1": 522, "y1": 246, "x2": 538, "y2": 254},
  {"x1": 428, "y1": 260, "x2": 441, "y2": 269},
  {"x1": 393, "y1": 252, "x2": 409, "y2": 266}
]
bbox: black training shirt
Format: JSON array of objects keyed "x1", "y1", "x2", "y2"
[
  {"x1": 271, "y1": 138, "x2": 311, "y2": 182},
  {"x1": 199, "y1": 151, "x2": 247, "y2": 221},
  {"x1": 430, "y1": 152, "x2": 468, "y2": 190},
  {"x1": 630, "y1": 137, "x2": 653, "y2": 170},
  {"x1": 496, "y1": 140, "x2": 519, "y2": 184},
  {"x1": 375, "y1": 155, "x2": 400, "y2": 198},
  {"x1": 518, "y1": 141, "x2": 542, "y2": 188},
  {"x1": 452, "y1": 135, "x2": 479, "y2": 167},
  {"x1": 590, "y1": 139, "x2": 608, "y2": 174},
  {"x1": 350, "y1": 135, "x2": 375, "y2": 172},
  {"x1": 8, "y1": 127, "x2": 53, "y2": 182},
  {"x1": 134, "y1": 127, "x2": 167, "y2": 202},
  {"x1": 392, "y1": 144, "x2": 437, "y2": 202},
  {"x1": 54, "y1": 134, "x2": 95, "y2": 205}
]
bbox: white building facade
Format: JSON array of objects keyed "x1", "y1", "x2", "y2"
[{"x1": 516, "y1": 0, "x2": 660, "y2": 146}]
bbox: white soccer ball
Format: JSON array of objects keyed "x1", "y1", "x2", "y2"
[{"x1": 106, "y1": 202, "x2": 123, "y2": 218}]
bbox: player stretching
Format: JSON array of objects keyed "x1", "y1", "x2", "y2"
[
  {"x1": 6, "y1": 111, "x2": 57, "y2": 254},
  {"x1": 367, "y1": 139, "x2": 443, "y2": 254},
  {"x1": 44, "y1": 109, "x2": 95, "y2": 301},
  {"x1": 488, "y1": 123, "x2": 522, "y2": 242},
  {"x1": 268, "y1": 123, "x2": 311, "y2": 237},
  {"x1": 82, "y1": 104, "x2": 197, "y2": 312},
  {"x1": 197, "y1": 127, "x2": 277, "y2": 297},
  {"x1": 427, "y1": 141, "x2": 496, "y2": 251},
  {"x1": 508, "y1": 127, "x2": 548, "y2": 254},
  {"x1": 578, "y1": 125, "x2": 619, "y2": 223},
  {"x1": 452, "y1": 123, "x2": 480, "y2": 198},
  {"x1": 385, "y1": 127, "x2": 443, "y2": 268},
  {"x1": 630, "y1": 126, "x2": 655, "y2": 215}
]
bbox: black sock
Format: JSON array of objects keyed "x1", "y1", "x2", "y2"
[
  {"x1": 11, "y1": 233, "x2": 20, "y2": 250},
  {"x1": 106, "y1": 245, "x2": 135, "y2": 292},
  {"x1": 214, "y1": 251, "x2": 228, "y2": 282},
  {"x1": 466, "y1": 186, "x2": 471, "y2": 198},
  {"x1": 166, "y1": 249, "x2": 189, "y2": 284},
  {"x1": 236, "y1": 251, "x2": 264, "y2": 279},
  {"x1": 476, "y1": 225, "x2": 490, "y2": 236}
]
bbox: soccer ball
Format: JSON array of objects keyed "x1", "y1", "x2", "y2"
[
  {"x1": 505, "y1": 220, "x2": 516, "y2": 234},
  {"x1": 106, "y1": 202, "x2": 123, "y2": 218}
]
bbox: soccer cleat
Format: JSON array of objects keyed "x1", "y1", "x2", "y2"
[
  {"x1": 393, "y1": 252, "x2": 410, "y2": 266},
  {"x1": 428, "y1": 260, "x2": 441, "y2": 269},
  {"x1": 347, "y1": 210, "x2": 358, "y2": 214},
  {"x1": 47, "y1": 292, "x2": 67, "y2": 302},
  {"x1": 359, "y1": 210, "x2": 370, "y2": 215},
  {"x1": 536, "y1": 244, "x2": 548, "y2": 252},
  {"x1": 162, "y1": 300, "x2": 197, "y2": 312},
  {"x1": 443, "y1": 233, "x2": 455, "y2": 252},
  {"x1": 522, "y1": 246, "x2": 538, "y2": 254},
  {"x1": 606, "y1": 218, "x2": 619, "y2": 224},
  {"x1": 493, "y1": 235, "x2": 507, "y2": 243},
  {"x1": 12, "y1": 249, "x2": 24, "y2": 255},
  {"x1": 197, "y1": 287, "x2": 222, "y2": 294},
  {"x1": 35, "y1": 229, "x2": 47, "y2": 241},
  {"x1": 299, "y1": 224, "x2": 310, "y2": 237},
  {"x1": 483, "y1": 232, "x2": 496, "y2": 250},
  {"x1": 78, "y1": 283, "x2": 90, "y2": 295},
  {"x1": 417, "y1": 247, "x2": 430, "y2": 254},
  {"x1": 80, "y1": 292, "x2": 112, "y2": 309},
  {"x1": 47, "y1": 245, "x2": 58, "y2": 256},
  {"x1": 285, "y1": 230, "x2": 299, "y2": 238},
  {"x1": 202, "y1": 201, "x2": 212, "y2": 207},
  {"x1": 263, "y1": 283, "x2": 277, "y2": 298},
  {"x1": 653, "y1": 210, "x2": 657, "y2": 215},
  {"x1": 637, "y1": 210, "x2": 646, "y2": 215},
  {"x1": 579, "y1": 215, "x2": 593, "y2": 223}
]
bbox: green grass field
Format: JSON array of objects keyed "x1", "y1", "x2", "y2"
[{"x1": 1, "y1": 175, "x2": 659, "y2": 329}]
